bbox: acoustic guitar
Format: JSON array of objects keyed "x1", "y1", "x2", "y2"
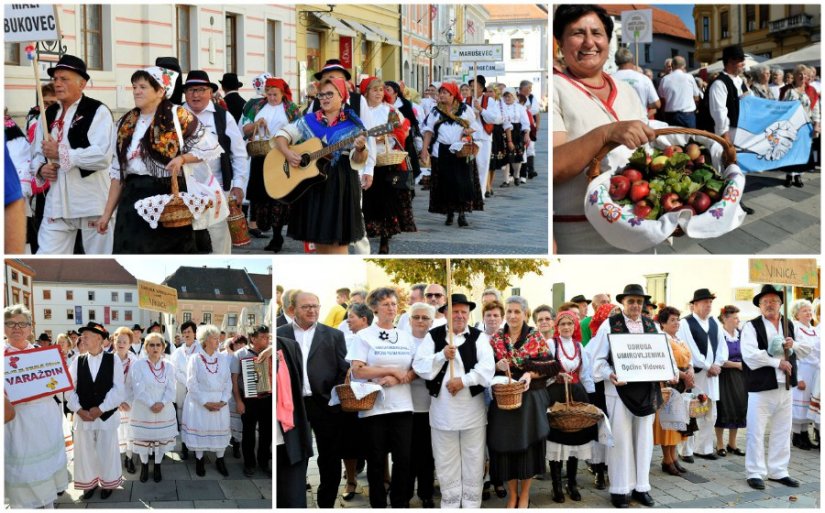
[{"x1": 263, "y1": 119, "x2": 398, "y2": 204}]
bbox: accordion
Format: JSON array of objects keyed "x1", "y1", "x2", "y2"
[{"x1": 240, "y1": 356, "x2": 272, "y2": 398}]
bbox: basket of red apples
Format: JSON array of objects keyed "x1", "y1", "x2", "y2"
[{"x1": 583, "y1": 128, "x2": 747, "y2": 251}]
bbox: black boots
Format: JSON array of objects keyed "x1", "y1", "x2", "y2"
[
  {"x1": 140, "y1": 463, "x2": 149, "y2": 483},
  {"x1": 445, "y1": 212, "x2": 454, "y2": 225},
  {"x1": 567, "y1": 457, "x2": 582, "y2": 501},
  {"x1": 379, "y1": 236, "x2": 390, "y2": 254},
  {"x1": 216, "y1": 457, "x2": 229, "y2": 477},
  {"x1": 784, "y1": 174, "x2": 794, "y2": 187},
  {"x1": 457, "y1": 213, "x2": 468, "y2": 227},
  {"x1": 196, "y1": 457, "x2": 206, "y2": 477},
  {"x1": 594, "y1": 462, "x2": 607, "y2": 490},
  {"x1": 181, "y1": 442, "x2": 189, "y2": 460},
  {"x1": 794, "y1": 431, "x2": 813, "y2": 450},
  {"x1": 526, "y1": 156, "x2": 537, "y2": 179},
  {"x1": 154, "y1": 461, "x2": 162, "y2": 482},
  {"x1": 550, "y1": 461, "x2": 565, "y2": 503},
  {"x1": 793, "y1": 174, "x2": 804, "y2": 187},
  {"x1": 264, "y1": 229, "x2": 284, "y2": 253},
  {"x1": 232, "y1": 439, "x2": 241, "y2": 458},
  {"x1": 125, "y1": 455, "x2": 136, "y2": 474}
]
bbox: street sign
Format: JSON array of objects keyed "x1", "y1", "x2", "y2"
[
  {"x1": 734, "y1": 288, "x2": 755, "y2": 302},
  {"x1": 461, "y1": 62, "x2": 505, "y2": 75},
  {"x1": 4, "y1": 4, "x2": 59, "y2": 43},
  {"x1": 748, "y1": 259, "x2": 818, "y2": 288},
  {"x1": 138, "y1": 280, "x2": 179, "y2": 314},
  {"x1": 449, "y1": 44, "x2": 503, "y2": 62},
  {"x1": 621, "y1": 9, "x2": 653, "y2": 44}
]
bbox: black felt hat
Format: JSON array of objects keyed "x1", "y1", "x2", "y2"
[
  {"x1": 616, "y1": 284, "x2": 651, "y2": 303},
  {"x1": 570, "y1": 294, "x2": 591, "y2": 305},
  {"x1": 47, "y1": 54, "x2": 90, "y2": 81},
  {"x1": 79, "y1": 322, "x2": 108, "y2": 339},
  {"x1": 438, "y1": 293, "x2": 477, "y2": 313},
  {"x1": 690, "y1": 288, "x2": 717, "y2": 304},
  {"x1": 314, "y1": 59, "x2": 351, "y2": 81},
  {"x1": 752, "y1": 284, "x2": 783, "y2": 307},
  {"x1": 219, "y1": 72, "x2": 243, "y2": 90},
  {"x1": 183, "y1": 70, "x2": 219, "y2": 93}
]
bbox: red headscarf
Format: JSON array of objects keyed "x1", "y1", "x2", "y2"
[
  {"x1": 555, "y1": 309, "x2": 582, "y2": 342},
  {"x1": 590, "y1": 303, "x2": 618, "y2": 336},
  {"x1": 264, "y1": 77, "x2": 293, "y2": 103},
  {"x1": 359, "y1": 76, "x2": 393, "y2": 104},
  {"x1": 320, "y1": 77, "x2": 349, "y2": 103},
  {"x1": 439, "y1": 81, "x2": 462, "y2": 103}
]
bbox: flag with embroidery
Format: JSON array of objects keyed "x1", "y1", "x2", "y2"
[{"x1": 733, "y1": 95, "x2": 813, "y2": 173}]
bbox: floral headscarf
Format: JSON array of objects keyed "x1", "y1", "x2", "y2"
[
  {"x1": 143, "y1": 66, "x2": 179, "y2": 100},
  {"x1": 590, "y1": 303, "x2": 618, "y2": 336},
  {"x1": 252, "y1": 73, "x2": 274, "y2": 96}
]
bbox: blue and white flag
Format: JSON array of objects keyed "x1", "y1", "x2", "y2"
[{"x1": 733, "y1": 95, "x2": 812, "y2": 173}]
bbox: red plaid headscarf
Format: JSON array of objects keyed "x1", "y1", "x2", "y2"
[{"x1": 590, "y1": 303, "x2": 618, "y2": 336}]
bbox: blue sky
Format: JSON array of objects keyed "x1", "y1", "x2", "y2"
[{"x1": 654, "y1": 4, "x2": 696, "y2": 36}]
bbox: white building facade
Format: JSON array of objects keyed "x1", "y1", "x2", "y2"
[{"x1": 483, "y1": 5, "x2": 547, "y2": 100}]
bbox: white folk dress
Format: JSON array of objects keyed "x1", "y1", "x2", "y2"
[
  {"x1": 129, "y1": 358, "x2": 178, "y2": 463},
  {"x1": 171, "y1": 341, "x2": 202, "y2": 424},
  {"x1": 116, "y1": 351, "x2": 138, "y2": 455},
  {"x1": 181, "y1": 351, "x2": 232, "y2": 452},
  {"x1": 4, "y1": 343, "x2": 70, "y2": 508}
]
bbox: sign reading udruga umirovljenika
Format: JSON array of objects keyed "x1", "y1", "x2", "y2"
[
  {"x1": 4, "y1": 4, "x2": 58, "y2": 43},
  {"x1": 138, "y1": 279, "x2": 179, "y2": 314},
  {"x1": 748, "y1": 259, "x2": 818, "y2": 288},
  {"x1": 5, "y1": 346, "x2": 74, "y2": 405},
  {"x1": 608, "y1": 333, "x2": 677, "y2": 383},
  {"x1": 449, "y1": 44, "x2": 504, "y2": 62}
]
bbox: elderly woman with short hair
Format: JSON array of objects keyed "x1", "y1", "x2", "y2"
[
  {"x1": 791, "y1": 299, "x2": 820, "y2": 449},
  {"x1": 750, "y1": 65, "x2": 776, "y2": 99},
  {"x1": 408, "y1": 301, "x2": 437, "y2": 507},
  {"x1": 182, "y1": 324, "x2": 232, "y2": 477},
  {"x1": 4, "y1": 305, "x2": 70, "y2": 508},
  {"x1": 482, "y1": 300, "x2": 505, "y2": 337},
  {"x1": 779, "y1": 64, "x2": 821, "y2": 188}
]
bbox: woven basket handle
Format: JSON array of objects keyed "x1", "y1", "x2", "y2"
[
  {"x1": 505, "y1": 364, "x2": 512, "y2": 384},
  {"x1": 564, "y1": 374, "x2": 571, "y2": 404},
  {"x1": 345, "y1": 367, "x2": 353, "y2": 385},
  {"x1": 586, "y1": 127, "x2": 737, "y2": 182},
  {"x1": 170, "y1": 164, "x2": 180, "y2": 197},
  {"x1": 255, "y1": 123, "x2": 270, "y2": 141}
]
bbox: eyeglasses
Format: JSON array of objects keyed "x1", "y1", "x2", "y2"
[
  {"x1": 410, "y1": 315, "x2": 431, "y2": 321},
  {"x1": 186, "y1": 87, "x2": 212, "y2": 95},
  {"x1": 425, "y1": 293, "x2": 444, "y2": 299},
  {"x1": 4, "y1": 321, "x2": 31, "y2": 329},
  {"x1": 298, "y1": 304, "x2": 321, "y2": 311},
  {"x1": 316, "y1": 92, "x2": 336, "y2": 100}
]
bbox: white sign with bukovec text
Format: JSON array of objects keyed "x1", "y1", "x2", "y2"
[
  {"x1": 449, "y1": 44, "x2": 504, "y2": 62},
  {"x1": 4, "y1": 4, "x2": 59, "y2": 43},
  {"x1": 609, "y1": 333, "x2": 677, "y2": 382}
]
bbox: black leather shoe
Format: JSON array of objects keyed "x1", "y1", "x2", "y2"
[
  {"x1": 740, "y1": 202, "x2": 755, "y2": 215},
  {"x1": 125, "y1": 455, "x2": 136, "y2": 474},
  {"x1": 140, "y1": 463, "x2": 149, "y2": 483},
  {"x1": 695, "y1": 452, "x2": 718, "y2": 460},
  {"x1": 674, "y1": 461, "x2": 688, "y2": 473},
  {"x1": 181, "y1": 443, "x2": 189, "y2": 460},
  {"x1": 769, "y1": 476, "x2": 800, "y2": 487},
  {"x1": 264, "y1": 234, "x2": 284, "y2": 253},
  {"x1": 784, "y1": 174, "x2": 793, "y2": 187},
  {"x1": 457, "y1": 213, "x2": 468, "y2": 227},
  {"x1": 342, "y1": 482, "x2": 356, "y2": 502},
  {"x1": 100, "y1": 489, "x2": 113, "y2": 500},
  {"x1": 421, "y1": 498, "x2": 435, "y2": 508},
  {"x1": 232, "y1": 441, "x2": 241, "y2": 459},
  {"x1": 81, "y1": 488, "x2": 96, "y2": 500},
  {"x1": 445, "y1": 213, "x2": 454, "y2": 226},
  {"x1": 680, "y1": 455, "x2": 695, "y2": 463},
  {"x1": 154, "y1": 462, "x2": 162, "y2": 482},
  {"x1": 727, "y1": 445, "x2": 745, "y2": 456},
  {"x1": 196, "y1": 457, "x2": 206, "y2": 477},
  {"x1": 631, "y1": 490, "x2": 655, "y2": 507},
  {"x1": 248, "y1": 228, "x2": 265, "y2": 238},
  {"x1": 747, "y1": 478, "x2": 765, "y2": 490},
  {"x1": 594, "y1": 463, "x2": 607, "y2": 490},
  {"x1": 216, "y1": 457, "x2": 229, "y2": 477},
  {"x1": 610, "y1": 494, "x2": 629, "y2": 508},
  {"x1": 793, "y1": 175, "x2": 804, "y2": 188}
]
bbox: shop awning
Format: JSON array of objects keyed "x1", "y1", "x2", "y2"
[
  {"x1": 341, "y1": 19, "x2": 381, "y2": 43},
  {"x1": 312, "y1": 12, "x2": 357, "y2": 37}
]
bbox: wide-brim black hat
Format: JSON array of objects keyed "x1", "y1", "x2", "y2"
[
  {"x1": 752, "y1": 284, "x2": 784, "y2": 307},
  {"x1": 131, "y1": 324, "x2": 143, "y2": 332},
  {"x1": 79, "y1": 322, "x2": 108, "y2": 339},
  {"x1": 219, "y1": 72, "x2": 243, "y2": 90},
  {"x1": 438, "y1": 293, "x2": 477, "y2": 313},
  {"x1": 570, "y1": 294, "x2": 591, "y2": 305},
  {"x1": 644, "y1": 300, "x2": 658, "y2": 310},
  {"x1": 690, "y1": 288, "x2": 717, "y2": 304},
  {"x1": 148, "y1": 321, "x2": 163, "y2": 332},
  {"x1": 314, "y1": 59, "x2": 352, "y2": 81},
  {"x1": 47, "y1": 54, "x2": 90, "y2": 81},
  {"x1": 722, "y1": 45, "x2": 746, "y2": 63},
  {"x1": 616, "y1": 284, "x2": 651, "y2": 303},
  {"x1": 183, "y1": 70, "x2": 219, "y2": 92}
]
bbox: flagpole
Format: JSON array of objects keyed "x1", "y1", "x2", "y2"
[
  {"x1": 447, "y1": 258, "x2": 454, "y2": 380},
  {"x1": 29, "y1": 44, "x2": 52, "y2": 145}
]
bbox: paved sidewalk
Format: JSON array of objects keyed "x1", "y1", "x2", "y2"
[{"x1": 306, "y1": 428, "x2": 820, "y2": 509}]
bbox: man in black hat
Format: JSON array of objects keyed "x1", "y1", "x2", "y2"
[
  {"x1": 219, "y1": 73, "x2": 246, "y2": 123},
  {"x1": 36, "y1": 333, "x2": 52, "y2": 347},
  {"x1": 676, "y1": 288, "x2": 727, "y2": 463},
  {"x1": 182, "y1": 69, "x2": 248, "y2": 254},
  {"x1": 231, "y1": 325, "x2": 272, "y2": 477},
  {"x1": 67, "y1": 322, "x2": 125, "y2": 500},
  {"x1": 466, "y1": 75, "x2": 501, "y2": 192},
  {"x1": 31, "y1": 54, "x2": 115, "y2": 255},
  {"x1": 412, "y1": 293, "x2": 495, "y2": 508},
  {"x1": 697, "y1": 44, "x2": 755, "y2": 214},
  {"x1": 590, "y1": 284, "x2": 660, "y2": 508},
  {"x1": 740, "y1": 285, "x2": 800, "y2": 490},
  {"x1": 570, "y1": 294, "x2": 592, "y2": 319},
  {"x1": 129, "y1": 324, "x2": 144, "y2": 355}
]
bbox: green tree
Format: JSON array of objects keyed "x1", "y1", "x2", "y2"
[{"x1": 366, "y1": 259, "x2": 548, "y2": 290}]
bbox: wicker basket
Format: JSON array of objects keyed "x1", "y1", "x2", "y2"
[
  {"x1": 376, "y1": 148, "x2": 408, "y2": 167},
  {"x1": 456, "y1": 142, "x2": 479, "y2": 158},
  {"x1": 492, "y1": 367, "x2": 524, "y2": 410},
  {"x1": 548, "y1": 377, "x2": 603, "y2": 432},
  {"x1": 335, "y1": 368, "x2": 379, "y2": 413},
  {"x1": 159, "y1": 166, "x2": 194, "y2": 228},
  {"x1": 246, "y1": 125, "x2": 272, "y2": 157}
]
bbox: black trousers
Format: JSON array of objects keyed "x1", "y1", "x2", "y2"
[
  {"x1": 364, "y1": 411, "x2": 414, "y2": 508},
  {"x1": 276, "y1": 444, "x2": 308, "y2": 507},
  {"x1": 409, "y1": 412, "x2": 435, "y2": 500},
  {"x1": 304, "y1": 397, "x2": 343, "y2": 508},
  {"x1": 241, "y1": 395, "x2": 272, "y2": 469}
]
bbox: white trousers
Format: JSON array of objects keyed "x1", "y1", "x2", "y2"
[
  {"x1": 745, "y1": 388, "x2": 792, "y2": 480},
  {"x1": 73, "y1": 429, "x2": 123, "y2": 490},
  {"x1": 207, "y1": 222, "x2": 232, "y2": 254},
  {"x1": 475, "y1": 139, "x2": 492, "y2": 196},
  {"x1": 431, "y1": 425, "x2": 486, "y2": 508},
  {"x1": 525, "y1": 139, "x2": 535, "y2": 158},
  {"x1": 589, "y1": 441, "x2": 607, "y2": 464},
  {"x1": 605, "y1": 395, "x2": 654, "y2": 494},
  {"x1": 680, "y1": 400, "x2": 717, "y2": 456},
  {"x1": 38, "y1": 216, "x2": 114, "y2": 255}
]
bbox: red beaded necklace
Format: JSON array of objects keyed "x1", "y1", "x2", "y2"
[
  {"x1": 147, "y1": 359, "x2": 166, "y2": 383},
  {"x1": 200, "y1": 353, "x2": 219, "y2": 374},
  {"x1": 566, "y1": 69, "x2": 608, "y2": 90}
]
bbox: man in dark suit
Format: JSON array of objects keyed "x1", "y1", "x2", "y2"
[
  {"x1": 276, "y1": 290, "x2": 348, "y2": 508},
  {"x1": 276, "y1": 335, "x2": 313, "y2": 507},
  {"x1": 220, "y1": 73, "x2": 246, "y2": 123}
]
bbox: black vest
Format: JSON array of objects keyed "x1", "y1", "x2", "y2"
[
  {"x1": 606, "y1": 313, "x2": 662, "y2": 416},
  {"x1": 697, "y1": 73, "x2": 745, "y2": 133},
  {"x1": 425, "y1": 325, "x2": 485, "y2": 398},
  {"x1": 744, "y1": 317, "x2": 798, "y2": 392},
  {"x1": 211, "y1": 104, "x2": 234, "y2": 191},
  {"x1": 45, "y1": 95, "x2": 109, "y2": 178},
  {"x1": 685, "y1": 315, "x2": 718, "y2": 372},
  {"x1": 76, "y1": 352, "x2": 118, "y2": 421}
]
